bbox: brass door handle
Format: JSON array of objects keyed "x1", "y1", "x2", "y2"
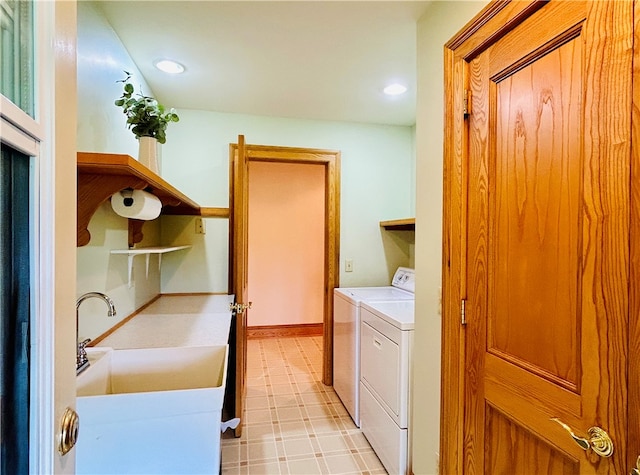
[
  {"x1": 551, "y1": 418, "x2": 613, "y2": 458},
  {"x1": 58, "y1": 407, "x2": 80, "y2": 456},
  {"x1": 631, "y1": 455, "x2": 640, "y2": 475},
  {"x1": 229, "y1": 302, "x2": 252, "y2": 314}
]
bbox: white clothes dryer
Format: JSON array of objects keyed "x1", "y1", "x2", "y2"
[
  {"x1": 359, "y1": 299, "x2": 415, "y2": 475},
  {"x1": 333, "y1": 267, "x2": 414, "y2": 427}
]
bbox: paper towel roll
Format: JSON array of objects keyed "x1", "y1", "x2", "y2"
[{"x1": 111, "y1": 189, "x2": 162, "y2": 220}]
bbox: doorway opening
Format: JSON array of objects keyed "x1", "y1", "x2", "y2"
[{"x1": 229, "y1": 142, "x2": 340, "y2": 385}]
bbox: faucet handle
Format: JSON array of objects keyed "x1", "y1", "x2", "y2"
[
  {"x1": 77, "y1": 338, "x2": 92, "y2": 362},
  {"x1": 76, "y1": 338, "x2": 92, "y2": 374},
  {"x1": 78, "y1": 338, "x2": 92, "y2": 351}
]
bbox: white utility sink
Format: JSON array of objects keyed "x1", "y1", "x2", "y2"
[{"x1": 76, "y1": 345, "x2": 228, "y2": 474}]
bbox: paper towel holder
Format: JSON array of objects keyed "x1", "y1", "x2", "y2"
[
  {"x1": 110, "y1": 188, "x2": 158, "y2": 248},
  {"x1": 119, "y1": 188, "x2": 135, "y2": 207}
]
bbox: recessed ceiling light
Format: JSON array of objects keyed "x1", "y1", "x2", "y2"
[
  {"x1": 383, "y1": 83, "x2": 408, "y2": 96},
  {"x1": 154, "y1": 59, "x2": 185, "y2": 74}
]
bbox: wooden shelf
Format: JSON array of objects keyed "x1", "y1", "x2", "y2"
[
  {"x1": 77, "y1": 152, "x2": 229, "y2": 247},
  {"x1": 380, "y1": 218, "x2": 415, "y2": 231},
  {"x1": 110, "y1": 245, "x2": 191, "y2": 287}
]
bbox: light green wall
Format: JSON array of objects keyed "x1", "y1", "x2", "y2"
[
  {"x1": 76, "y1": 1, "x2": 415, "y2": 337},
  {"x1": 412, "y1": 1, "x2": 488, "y2": 474},
  {"x1": 160, "y1": 110, "x2": 415, "y2": 293},
  {"x1": 76, "y1": 2, "x2": 162, "y2": 340}
]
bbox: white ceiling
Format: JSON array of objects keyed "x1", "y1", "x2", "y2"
[{"x1": 95, "y1": 1, "x2": 432, "y2": 127}]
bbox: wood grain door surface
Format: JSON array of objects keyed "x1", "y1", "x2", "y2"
[
  {"x1": 231, "y1": 135, "x2": 249, "y2": 437},
  {"x1": 442, "y1": 1, "x2": 635, "y2": 473}
]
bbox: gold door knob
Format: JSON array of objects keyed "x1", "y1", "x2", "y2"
[
  {"x1": 551, "y1": 418, "x2": 613, "y2": 458},
  {"x1": 58, "y1": 407, "x2": 80, "y2": 456},
  {"x1": 631, "y1": 455, "x2": 640, "y2": 475},
  {"x1": 229, "y1": 302, "x2": 253, "y2": 314}
]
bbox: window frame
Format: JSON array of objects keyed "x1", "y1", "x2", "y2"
[{"x1": 0, "y1": 1, "x2": 57, "y2": 473}]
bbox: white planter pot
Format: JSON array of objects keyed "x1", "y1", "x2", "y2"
[{"x1": 138, "y1": 136, "x2": 159, "y2": 174}]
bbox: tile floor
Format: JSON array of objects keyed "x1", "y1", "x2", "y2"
[{"x1": 221, "y1": 336, "x2": 387, "y2": 474}]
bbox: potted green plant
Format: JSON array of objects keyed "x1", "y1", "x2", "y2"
[{"x1": 114, "y1": 71, "x2": 179, "y2": 172}]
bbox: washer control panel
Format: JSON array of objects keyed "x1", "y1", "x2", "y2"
[{"x1": 391, "y1": 267, "x2": 415, "y2": 293}]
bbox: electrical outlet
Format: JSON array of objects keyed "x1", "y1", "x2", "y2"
[
  {"x1": 195, "y1": 217, "x2": 206, "y2": 234},
  {"x1": 345, "y1": 259, "x2": 353, "y2": 272}
]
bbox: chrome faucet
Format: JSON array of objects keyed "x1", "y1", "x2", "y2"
[{"x1": 76, "y1": 292, "x2": 116, "y2": 375}]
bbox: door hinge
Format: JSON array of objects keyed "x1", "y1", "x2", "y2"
[
  {"x1": 461, "y1": 299, "x2": 467, "y2": 326},
  {"x1": 463, "y1": 90, "x2": 471, "y2": 117}
]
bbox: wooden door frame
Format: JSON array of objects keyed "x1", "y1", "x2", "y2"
[
  {"x1": 442, "y1": 1, "x2": 639, "y2": 474},
  {"x1": 630, "y1": 0, "x2": 640, "y2": 468},
  {"x1": 229, "y1": 143, "x2": 341, "y2": 385}
]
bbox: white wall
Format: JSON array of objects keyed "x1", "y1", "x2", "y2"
[
  {"x1": 412, "y1": 2, "x2": 488, "y2": 474},
  {"x1": 76, "y1": 2, "x2": 415, "y2": 338}
]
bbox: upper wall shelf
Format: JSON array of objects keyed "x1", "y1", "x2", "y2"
[
  {"x1": 380, "y1": 218, "x2": 415, "y2": 231},
  {"x1": 77, "y1": 152, "x2": 229, "y2": 247}
]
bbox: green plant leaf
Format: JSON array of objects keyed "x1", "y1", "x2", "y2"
[{"x1": 114, "y1": 74, "x2": 179, "y2": 143}]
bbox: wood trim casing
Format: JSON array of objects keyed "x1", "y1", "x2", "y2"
[
  {"x1": 199, "y1": 207, "x2": 230, "y2": 218},
  {"x1": 229, "y1": 142, "x2": 341, "y2": 387},
  {"x1": 247, "y1": 323, "x2": 323, "y2": 340}
]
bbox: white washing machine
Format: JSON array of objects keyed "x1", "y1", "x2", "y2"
[
  {"x1": 359, "y1": 299, "x2": 414, "y2": 475},
  {"x1": 333, "y1": 267, "x2": 414, "y2": 427}
]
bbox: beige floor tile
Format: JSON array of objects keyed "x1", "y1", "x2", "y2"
[
  {"x1": 269, "y1": 374, "x2": 292, "y2": 385},
  {"x1": 246, "y1": 423, "x2": 275, "y2": 441},
  {"x1": 271, "y1": 393, "x2": 299, "y2": 408},
  {"x1": 275, "y1": 405, "x2": 304, "y2": 422},
  {"x1": 323, "y1": 453, "x2": 362, "y2": 474},
  {"x1": 247, "y1": 440, "x2": 279, "y2": 461},
  {"x1": 276, "y1": 420, "x2": 310, "y2": 437},
  {"x1": 316, "y1": 433, "x2": 351, "y2": 454},
  {"x1": 299, "y1": 391, "x2": 328, "y2": 406},
  {"x1": 346, "y1": 431, "x2": 374, "y2": 450},
  {"x1": 270, "y1": 383, "x2": 295, "y2": 395},
  {"x1": 247, "y1": 462, "x2": 281, "y2": 474},
  {"x1": 222, "y1": 336, "x2": 387, "y2": 475},
  {"x1": 244, "y1": 408, "x2": 273, "y2": 425},
  {"x1": 360, "y1": 449, "x2": 386, "y2": 471},
  {"x1": 282, "y1": 436, "x2": 315, "y2": 457},
  {"x1": 285, "y1": 457, "x2": 323, "y2": 475},
  {"x1": 303, "y1": 403, "x2": 334, "y2": 419},
  {"x1": 245, "y1": 396, "x2": 271, "y2": 410},
  {"x1": 308, "y1": 416, "x2": 343, "y2": 434}
]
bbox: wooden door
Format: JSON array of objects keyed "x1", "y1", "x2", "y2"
[
  {"x1": 230, "y1": 134, "x2": 249, "y2": 437},
  {"x1": 442, "y1": 1, "x2": 633, "y2": 473}
]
